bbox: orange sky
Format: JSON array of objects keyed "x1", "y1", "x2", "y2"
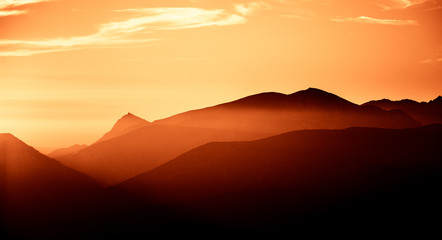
[{"x1": 0, "y1": 0, "x2": 441, "y2": 152}]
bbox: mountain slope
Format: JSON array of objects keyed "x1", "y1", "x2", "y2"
[
  {"x1": 94, "y1": 112, "x2": 150, "y2": 144},
  {"x1": 363, "y1": 96, "x2": 442, "y2": 125},
  {"x1": 155, "y1": 88, "x2": 420, "y2": 132},
  {"x1": 115, "y1": 125, "x2": 442, "y2": 228},
  {"x1": 48, "y1": 144, "x2": 88, "y2": 158},
  {"x1": 0, "y1": 134, "x2": 103, "y2": 237},
  {"x1": 57, "y1": 125, "x2": 264, "y2": 187}
]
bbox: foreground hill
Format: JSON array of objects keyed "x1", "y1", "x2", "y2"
[
  {"x1": 56, "y1": 88, "x2": 420, "y2": 186},
  {"x1": 115, "y1": 125, "x2": 442, "y2": 230},
  {"x1": 0, "y1": 134, "x2": 103, "y2": 238},
  {"x1": 363, "y1": 96, "x2": 442, "y2": 125}
]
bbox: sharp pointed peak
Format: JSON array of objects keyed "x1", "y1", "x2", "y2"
[
  {"x1": 93, "y1": 113, "x2": 151, "y2": 144},
  {"x1": 429, "y1": 95, "x2": 442, "y2": 104},
  {"x1": 117, "y1": 112, "x2": 149, "y2": 122}
]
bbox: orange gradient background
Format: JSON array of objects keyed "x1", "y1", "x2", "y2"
[{"x1": 0, "y1": 0, "x2": 441, "y2": 151}]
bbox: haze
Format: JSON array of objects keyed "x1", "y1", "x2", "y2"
[{"x1": 0, "y1": 0, "x2": 441, "y2": 151}]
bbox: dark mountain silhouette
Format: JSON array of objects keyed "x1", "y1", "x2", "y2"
[
  {"x1": 0, "y1": 134, "x2": 103, "y2": 238},
  {"x1": 155, "y1": 88, "x2": 420, "y2": 133},
  {"x1": 114, "y1": 125, "x2": 442, "y2": 230},
  {"x1": 95, "y1": 112, "x2": 150, "y2": 144},
  {"x1": 48, "y1": 144, "x2": 88, "y2": 158},
  {"x1": 363, "y1": 96, "x2": 442, "y2": 125},
  {"x1": 55, "y1": 88, "x2": 421, "y2": 186}
]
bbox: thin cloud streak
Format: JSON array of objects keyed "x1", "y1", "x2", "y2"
[
  {"x1": 0, "y1": 0, "x2": 50, "y2": 16},
  {"x1": 378, "y1": 0, "x2": 429, "y2": 10},
  {"x1": 0, "y1": 9, "x2": 26, "y2": 16},
  {"x1": 111, "y1": 8, "x2": 246, "y2": 30},
  {"x1": 0, "y1": 7, "x2": 246, "y2": 56},
  {"x1": 330, "y1": 16, "x2": 419, "y2": 26},
  {"x1": 0, "y1": 0, "x2": 50, "y2": 9},
  {"x1": 234, "y1": 2, "x2": 272, "y2": 16}
]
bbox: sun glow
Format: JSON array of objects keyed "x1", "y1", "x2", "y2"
[{"x1": 0, "y1": 0, "x2": 440, "y2": 150}]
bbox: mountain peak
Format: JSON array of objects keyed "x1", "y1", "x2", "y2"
[
  {"x1": 429, "y1": 96, "x2": 442, "y2": 104},
  {"x1": 94, "y1": 113, "x2": 150, "y2": 144},
  {"x1": 0, "y1": 133, "x2": 16, "y2": 140},
  {"x1": 124, "y1": 112, "x2": 135, "y2": 117},
  {"x1": 0, "y1": 133, "x2": 26, "y2": 147},
  {"x1": 288, "y1": 88, "x2": 356, "y2": 109},
  {"x1": 113, "y1": 113, "x2": 149, "y2": 129}
]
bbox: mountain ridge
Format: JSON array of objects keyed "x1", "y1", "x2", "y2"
[
  {"x1": 54, "y1": 88, "x2": 422, "y2": 187},
  {"x1": 364, "y1": 96, "x2": 442, "y2": 125}
]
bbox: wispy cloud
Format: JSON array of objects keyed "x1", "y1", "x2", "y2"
[
  {"x1": 420, "y1": 57, "x2": 442, "y2": 64},
  {"x1": 0, "y1": 9, "x2": 26, "y2": 16},
  {"x1": 112, "y1": 8, "x2": 246, "y2": 30},
  {"x1": 0, "y1": 7, "x2": 246, "y2": 56},
  {"x1": 234, "y1": 2, "x2": 272, "y2": 16},
  {"x1": 330, "y1": 16, "x2": 419, "y2": 26},
  {"x1": 0, "y1": 48, "x2": 67, "y2": 57},
  {"x1": 0, "y1": 0, "x2": 50, "y2": 17},
  {"x1": 377, "y1": 0, "x2": 431, "y2": 10},
  {"x1": 0, "y1": 0, "x2": 49, "y2": 8}
]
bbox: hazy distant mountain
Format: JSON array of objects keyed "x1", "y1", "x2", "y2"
[
  {"x1": 115, "y1": 125, "x2": 442, "y2": 229},
  {"x1": 57, "y1": 125, "x2": 264, "y2": 187},
  {"x1": 48, "y1": 144, "x2": 88, "y2": 158},
  {"x1": 56, "y1": 88, "x2": 421, "y2": 187},
  {"x1": 0, "y1": 133, "x2": 102, "y2": 237},
  {"x1": 155, "y1": 88, "x2": 420, "y2": 132},
  {"x1": 94, "y1": 112, "x2": 150, "y2": 144},
  {"x1": 363, "y1": 96, "x2": 442, "y2": 125}
]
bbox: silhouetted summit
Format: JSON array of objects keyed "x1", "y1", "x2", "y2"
[
  {"x1": 155, "y1": 87, "x2": 420, "y2": 131},
  {"x1": 287, "y1": 88, "x2": 356, "y2": 109},
  {"x1": 217, "y1": 88, "x2": 355, "y2": 110},
  {"x1": 429, "y1": 96, "x2": 442, "y2": 104},
  {"x1": 95, "y1": 112, "x2": 150, "y2": 144}
]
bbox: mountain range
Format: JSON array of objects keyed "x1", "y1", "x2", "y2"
[
  {"x1": 1, "y1": 87, "x2": 441, "y2": 237},
  {"x1": 54, "y1": 88, "x2": 422, "y2": 186}
]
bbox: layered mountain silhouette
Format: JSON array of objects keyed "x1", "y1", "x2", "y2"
[
  {"x1": 57, "y1": 125, "x2": 263, "y2": 186},
  {"x1": 54, "y1": 88, "x2": 421, "y2": 186},
  {"x1": 2, "y1": 88, "x2": 442, "y2": 237},
  {"x1": 114, "y1": 125, "x2": 442, "y2": 230},
  {"x1": 0, "y1": 134, "x2": 103, "y2": 237},
  {"x1": 364, "y1": 96, "x2": 442, "y2": 125}
]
